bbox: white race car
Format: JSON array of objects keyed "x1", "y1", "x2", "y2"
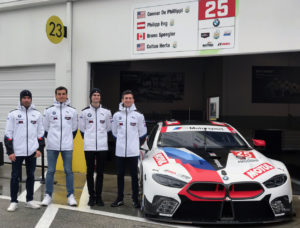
[{"x1": 139, "y1": 120, "x2": 294, "y2": 224}]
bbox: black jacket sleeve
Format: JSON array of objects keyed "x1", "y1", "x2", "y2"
[
  {"x1": 4, "y1": 136, "x2": 14, "y2": 155},
  {"x1": 38, "y1": 137, "x2": 45, "y2": 153}
]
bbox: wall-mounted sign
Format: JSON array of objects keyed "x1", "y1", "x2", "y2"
[
  {"x1": 208, "y1": 96, "x2": 220, "y2": 120},
  {"x1": 46, "y1": 16, "x2": 65, "y2": 44},
  {"x1": 133, "y1": 0, "x2": 236, "y2": 55}
]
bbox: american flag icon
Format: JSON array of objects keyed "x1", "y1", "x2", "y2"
[
  {"x1": 137, "y1": 43, "x2": 145, "y2": 51},
  {"x1": 137, "y1": 11, "x2": 146, "y2": 19}
]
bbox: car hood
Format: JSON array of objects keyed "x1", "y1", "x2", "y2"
[{"x1": 155, "y1": 147, "x2": 284, "y2": 183}]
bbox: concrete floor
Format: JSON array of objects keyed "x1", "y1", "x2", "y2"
[{"x1": 0, "y1": 164, "x2": 300, "y2": 228}]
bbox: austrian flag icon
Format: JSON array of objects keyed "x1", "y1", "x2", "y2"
[
  {"x1": 137, "y1": 33, "x2": 145, "y2": 40},
  {"x1": 137, "y1": 22, "x2": 145, "y2": 29}
]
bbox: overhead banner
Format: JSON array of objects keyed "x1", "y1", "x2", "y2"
[{"x1": 133, "y1": 0, "x2": 236, "y2": 55}]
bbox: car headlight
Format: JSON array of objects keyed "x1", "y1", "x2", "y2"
[
  {"x1": 263, "y1": 174, "x2": 287, "y2": 188},
  {"x1": 152, "y1": 173, "x2": 187, "y2": 188}
]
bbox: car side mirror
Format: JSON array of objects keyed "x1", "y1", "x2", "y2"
[{"x1": 252, "y1": 139, "x2": 266, "y2": 149}]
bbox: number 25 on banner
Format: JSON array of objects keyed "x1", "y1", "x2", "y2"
[
  {"x1": 46, "y1": 16, "x2": 65, "y2": 44},
  {"x1": 198, "y1": 0, "x2": 235, "y2": 20}
]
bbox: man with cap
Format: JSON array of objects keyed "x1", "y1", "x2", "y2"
[
  {"x1": 4, "y1": 90, "x2": 45, "y2": 212},
  {"x1": 79, "y1": 88, "x2": 112, "y2": 206},
  {"x1": 41, "y1": 86, "x2": 78, "y2": 206}
]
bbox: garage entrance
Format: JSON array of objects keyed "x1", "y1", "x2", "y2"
[
  {"x1": 90, "y1": 53, "x2": 300, "y2": 194},
  {"x1": 90, "y1": 57, "x2": 222, "y2": 125}
]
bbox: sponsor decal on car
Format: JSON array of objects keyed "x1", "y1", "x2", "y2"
[
  {"x1": 232, "y1": 151, "x2": 259, "y2": 163},
  {"x1": 153, "y1": 152, "x2": 169, "y2": 166},
  {"x1": 244, "y1": 163, "x2": 275, "y2": 179},
  {"x1": 232, "y1": 151, "x2": 256, "y2": 159},
  {"x1": 173, "y1": 127, "x2": 182, "y2": 130},
  {"x1": 164, "y1": 169, "x2": 176, "y2": 175}
]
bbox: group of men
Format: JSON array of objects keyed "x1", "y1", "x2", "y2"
[{"x1": 4, "y1": 86, "x2": 147, "y2": 212}]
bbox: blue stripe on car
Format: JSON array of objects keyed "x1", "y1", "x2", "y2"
[{"x1": 162, "y1": 147, "x2": 215, "y2": 171}]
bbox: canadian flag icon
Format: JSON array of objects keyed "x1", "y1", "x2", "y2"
[{"x1": 137, "y1": 33, "x2": 145, "y2": 40}]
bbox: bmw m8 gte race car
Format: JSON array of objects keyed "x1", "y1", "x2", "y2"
[{"x1": 139, "y1": 120, "x2": 294, "y2": 224}]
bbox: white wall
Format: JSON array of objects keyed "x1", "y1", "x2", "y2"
[{"x1": 0, "y1": 3, "x2": 71, "y2": 96}]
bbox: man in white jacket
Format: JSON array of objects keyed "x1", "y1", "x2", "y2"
[
  {"x1": 41, "y1": 86, "x2": 78, "y2": 206},
  {"x1": 79, "y1": 88, "x2": 112, "y2": 206},
  {"x1": 111, "y1": 90, "x2": 147, "y2": 208},
  {"x1": 4, "y1": 90, "x2": 45, "y2": 212}
]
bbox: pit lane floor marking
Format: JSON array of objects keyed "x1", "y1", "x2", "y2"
[
  {"x1": 2, "y1": 172, "x2": 46, "y2": 202},
  {"x1": 34, "y1": 203, "x2": 188, "y2": 228},
  {"x1": 78, "y1": 176, "x2": 91, "y2": 209}
]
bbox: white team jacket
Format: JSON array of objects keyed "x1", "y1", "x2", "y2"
[
  {"x1": 112, "y1": 103, "x2": 147, "y2": 157},
  {"x1": 79, "y1": 105, "x2": 112, "y2": 151},
  {"x1": 5, "y1": 104, "x2": 44, "y2": 157},
  {"x1": 43, "y1": 99, "x2": 78, "y2": 151}
]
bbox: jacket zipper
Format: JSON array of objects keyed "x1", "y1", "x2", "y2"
[
  {"x1": 60, "y1": 103, "x2": 62, "y2": 151},
  {"x1": 125, "y1": 107, "x2": 128, "y2": 157},
  {"x1": 26, "y1": 109, "x2": 28, "y2": 156},
  {"x1": 95, "y1": 107, "x2": 98, "y2": 151}
]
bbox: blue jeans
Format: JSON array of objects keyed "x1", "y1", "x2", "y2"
[
  {"x1": 46, "y1": 150, "x2": 74, "y2": 197},
  {"x1": 11, "y1": 153, "x2": 36, "y2": 202}
]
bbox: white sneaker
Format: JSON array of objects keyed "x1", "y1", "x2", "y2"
[
  {"x1": 67, "y1": 194, "x2": 77, "y2": 206},
  {"x1": 41, "y1": 194, "x2": 52, "y2": 206},
  {"x1": 7, "y1": 202, "x2": 18, "y2": 212},
  {"x1": 26, "y1": 201, "x2": 41, "y2": 209}
]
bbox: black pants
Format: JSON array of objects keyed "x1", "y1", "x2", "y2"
[
  {"x1": 84, "y1": 151, "x2": 106, "y2": 199},
  {"x1": 11, "y1": 153, "x2": 36, "y2": 203},
  {"x1": 116, "y1": 156, "x2": 139, "y2": 202}
]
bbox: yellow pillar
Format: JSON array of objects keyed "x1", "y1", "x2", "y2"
[{"x1": 56, "y1": 130, "x2": 86, "y2": 173}]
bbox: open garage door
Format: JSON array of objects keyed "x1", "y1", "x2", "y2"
[{"x1": 0, "y1": 65, "x2": 55, "y2": 165}]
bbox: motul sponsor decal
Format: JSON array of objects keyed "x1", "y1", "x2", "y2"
[
  {"x1": 153, "y1": 152, "x2": 169, "y2": 166},
  {"x1": 232, "y1": 151, "x2": 256, "y2": 159},
  {"x1": 244, "y1": 163, "x2": 275, "y2": 180}
]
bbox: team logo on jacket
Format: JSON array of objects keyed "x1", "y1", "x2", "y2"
[
  {"x1": 18, "y1": 120, "x2": 23, "y2": 124},
  {"x1": 153, "y1": 152, "x2": 169, "y2": 166},
  {"x1": 65, "y1": 117, "x2": 71, "y2": 120},
  {"x1": 31, "y1": 120, "x2": 37, "y2": 124},
  {"x1": 18, "y1": 114, "x2": 22, "y2": 118},
  {"x1": 119, "y1": 122, "x2": 123, "y2": 126},
  {"x1": 87, "y1": 113, "x2": 92, "y2": 117},
  {"x1": 53, "y1": 117, "x2": 57, "y2": 120},
  {"x1": 52, "y1": 111, "x2": 56, "y2": 115},
  {"x1": 100, "y1": 120, "x2": 105, "y2": 124},
  {"x1": 89, "y1": 120, "x2": 93, "y2": 123},
  {"x1": 130, "y1": 122, "x2": 136, "y2": 126},
  {"x1": 244, "y1": 163, "x2": 274, "y2": 180}
]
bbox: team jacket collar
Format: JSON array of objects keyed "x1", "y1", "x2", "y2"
[
  {"x1": 89, "y1": 104, "x2": 102, "y2": 111},
  {"x1": 119, "y1": 102, "x2": 136, "y2": 112},
  {"x1": 17, "y1": 103, "x2": 35, "y2": 111},
  {"x1": 53, "y1": 98, "x2": 71, "y2": 107}
]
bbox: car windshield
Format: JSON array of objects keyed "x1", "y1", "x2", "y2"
[{"x1": 157, "y1": 131, "x2": 248, "y2": 149}]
